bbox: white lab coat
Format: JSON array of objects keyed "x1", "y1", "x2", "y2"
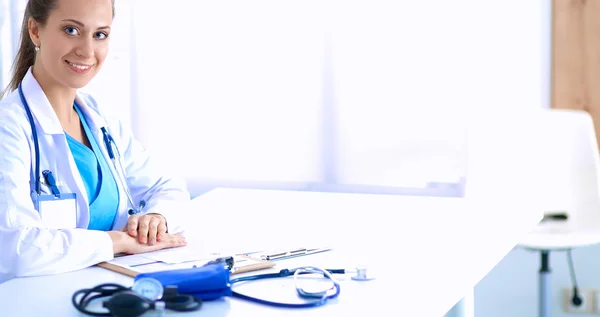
[{"x1": 0, "y1": 68, "x2": 191, "y2": 283}]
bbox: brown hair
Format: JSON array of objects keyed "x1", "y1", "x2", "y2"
[{"x1": 1, "y1": 0, "x2": 115, "y2": 98}]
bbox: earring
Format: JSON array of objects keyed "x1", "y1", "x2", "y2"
[{"x1": 35, "y1": 46, "x2": 40, "y2": 52}]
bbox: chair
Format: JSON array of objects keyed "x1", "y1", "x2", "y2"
[{"x1": 517, "y1": 108, "x2": 600, "y2": 317}]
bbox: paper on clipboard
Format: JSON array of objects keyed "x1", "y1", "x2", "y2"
[
  {"x1": 255, "y1": 247, "x2": 333, "y2": 261},
  {"x1": 110, "y1": 254, "x2": 156, "y2": 267},
  {"x1": 139, "y1": 246, "x2": 224, "y2": 264},
  {"x1": 99, "y1": 254, "x2": 275, "y2": 278},
  {"x1": 99, "y1": 241, "x2": 276, "y2": 277}
]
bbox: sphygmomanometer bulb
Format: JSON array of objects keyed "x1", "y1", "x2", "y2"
[{"x1": 102, "y1": 291, "x2": 154, "y2": 317}]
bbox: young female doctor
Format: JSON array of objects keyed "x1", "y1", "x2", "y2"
[{"x1": 0, "y1": 0, "x2": 189, "y2": 282}]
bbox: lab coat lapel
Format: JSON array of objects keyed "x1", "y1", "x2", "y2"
[
  {"x1": 74, "y1": 95, "x2": 129, "y2": 230},
  {"x1": 20, "y1": 68, "x2": 64, "y2": 135},
  {"x1": 20, "y1": 68, "x2": 91, "y2": 227}
]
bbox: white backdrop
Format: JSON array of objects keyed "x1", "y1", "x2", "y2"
[{"x1": 0, "y1": 0, "x2": 550, "y2": 197}]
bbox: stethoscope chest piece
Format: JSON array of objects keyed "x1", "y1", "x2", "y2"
[{"x1": 351, "y1": 267, "x2": 375, "y2": 281}]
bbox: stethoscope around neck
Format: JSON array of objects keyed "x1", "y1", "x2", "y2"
[{"x1": 18, "y1": 83, "x2": 145, "y2": 215}]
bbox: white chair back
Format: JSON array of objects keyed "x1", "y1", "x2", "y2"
[
  {"x1": 536, "y1": 109, "x2": 600, "y2": 231},
  {"x1": 465, "y1": 108, "x2": 600, "y2": 232}
]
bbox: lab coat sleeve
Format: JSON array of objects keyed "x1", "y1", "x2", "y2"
[
  {"x1": 103, "y1": 104, "x2": 192, "y2": 234},
  {"x1": 0, "y1": 102, "x2": 114, "y2": 281}
]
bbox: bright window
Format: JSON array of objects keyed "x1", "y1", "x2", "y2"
[
  {"x1": 1, "y1": 0, "x2": 548, "y2": 198},
  {"x1": 131, "y1": 1, "x2": 326, "y2": 186}
]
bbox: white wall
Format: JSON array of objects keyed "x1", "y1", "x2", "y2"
[
  {"x1": 132, "y1": 1, "x2": 327, "y2": 185},
  {"x1": 0, "y1": 1, "x2": 546, "y2": 200},
  {"x1": 0, "y1": 0, "x2": 16, "y2": 89},
  {"x1": 120, "y1": 0, "x2": 545, "y2": 199}
]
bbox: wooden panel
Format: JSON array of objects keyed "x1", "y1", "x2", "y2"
[
  {"x1": 552, "y1": 0, "x2": 586, "y2": 111},
  {"x1": 583, "y1": 0, "x2": 600, "y2": 132},
  {"x1": 552, "y1": 0, "x2": 600, "y2": 143}
]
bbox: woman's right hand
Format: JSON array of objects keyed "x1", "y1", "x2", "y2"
[{"x1": 108, "y1": 231, "x2": 187, "y2": 255}]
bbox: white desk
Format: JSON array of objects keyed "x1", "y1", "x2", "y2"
[{"x1": 0, "y1": 188, "x2": 543, "y2": 316}]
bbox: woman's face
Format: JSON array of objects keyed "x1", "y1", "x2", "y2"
[{"x1": 29, "y1": 0, "x2": 113, "y2": 89}]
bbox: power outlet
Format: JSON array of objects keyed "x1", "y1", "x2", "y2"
[
  {"x1": 594, "y1": 292, "x2": 600, "y2": 313},
  {"x1": 563, "y1": 288, "x2": 595, "y2": 314}
]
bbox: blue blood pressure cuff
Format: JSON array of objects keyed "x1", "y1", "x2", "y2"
[{"x1": 134, "y1": 263, "x2": 232, "y2": 301}]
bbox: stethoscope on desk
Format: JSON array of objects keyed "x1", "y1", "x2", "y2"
[
  {"x1": 228, "y1": 263, "x2": 374, "y2": 308},
  {"x1": 72, "y1": 256, "x2": 375, "y2": 316},
  {"x1": 230, "y1": 266, "x2": 343, "y2": 308},
  {"x1": 73, "y1": 266, "x2": 364, "y2": 316},
  {"x1": 18, "y1": 84, "x2": 145, "y2": 215}
]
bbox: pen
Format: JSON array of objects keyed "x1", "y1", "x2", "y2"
[
  {"x1": 261, "y1": 248, "x2": 333, "y2": 261},
  {"x1": 261, "y1": 248, "x2": 308, "y2": 261},
  {"x1": 42, "y1": 170, "x2": 61, "y2": 197}
]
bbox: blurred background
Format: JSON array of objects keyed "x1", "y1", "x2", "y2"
[{"x1": 1, "y1": 0, "x2": 545, "y2": 200}]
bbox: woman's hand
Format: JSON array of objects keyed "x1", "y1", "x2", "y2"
[
  {"x1": 122, "y1": 213, "x2": 168, "y2": 245},
  {"x1": 108, "y1": 231, "x2": 186, "y2": 255}
]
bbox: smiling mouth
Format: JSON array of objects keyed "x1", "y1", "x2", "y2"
[{"x1": 65, "y1": 60, "x2": 93, "y2": 70}]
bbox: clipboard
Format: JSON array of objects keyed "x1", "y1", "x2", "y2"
[{"x1": 96, "y1": 254, "x2": 275, "y2": 278}]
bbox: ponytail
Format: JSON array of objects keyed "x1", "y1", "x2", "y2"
[
  {"x1": 3, "y1": 17, "x2": 37, "y2": 96},
  {"x1": 0, "y1": 0, "x2": 55, "y2": 99}
]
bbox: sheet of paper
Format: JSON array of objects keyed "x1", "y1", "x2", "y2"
[
  {"x1": 131, "y1": 259, "x2": 212, "y2": 274},
  {"x1": 121, "y1": 255, "x2": 272, "y2": 275},
  {"x1": 139, "y1": 246, "x2": 227, "y2": 264},
  {"x1": 110, "y1": 254, "x2": 156, "y2": 267},
  {"x1": 253, "y1": 247, "x2": 333, "y2": 260}
]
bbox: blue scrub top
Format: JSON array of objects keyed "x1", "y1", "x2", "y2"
[{"x1": 65, "y1": 105, "x2": 119, "y2": 231}]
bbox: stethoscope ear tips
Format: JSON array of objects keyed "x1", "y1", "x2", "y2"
[
  {"x1": 351, "y1": 267, "x2": 375, "y2": 281},
  {"x1": 128, "y1": 209, "x2": 135, "y2": 215}
]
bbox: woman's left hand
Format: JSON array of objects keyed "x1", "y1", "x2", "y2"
[{"x1": 123, "y1": 213, "x2": 168, "y2": 245}]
